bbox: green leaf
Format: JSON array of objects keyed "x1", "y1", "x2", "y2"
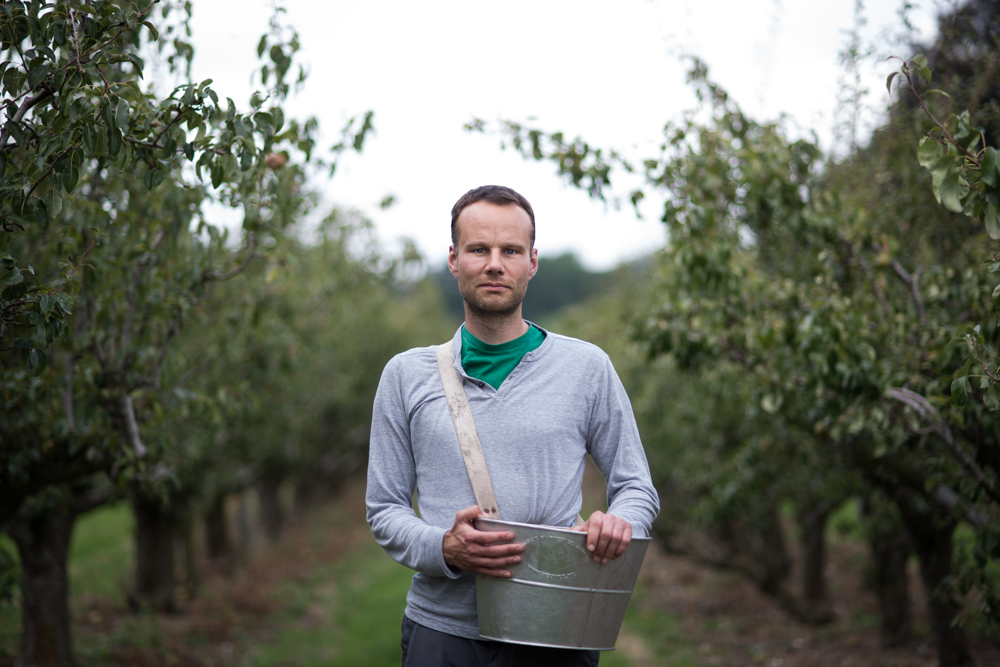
[
  {"x1": 34, "y1": 200, "x2": 49, "y2": 232},
  {"x1": 222, "y1": 152, "x2": 240, "y2": 181},
  {"x1": 951, "y1": 374, "x2": 971, "y2": 406},
  {"x1": 45, "y1": 187, "x2": 62, "y2": 218},
  {"x1": 986, "y1": 382, "x2": 1000, "y2": 411},
  {"x1": 886, "y1": 71, "x2": 899, "y2": 95},
  {"x1": 981, "y1": 147, "x2": 1000, "y2": 188},
  {"x1": 911, "y1": 53, "x2": 931, "y2": 82},
  {"x1": 161, "y1": 137, "x2": 176, "y2": 159},
  {"x1": 930, "y1": 157, "x2": 964, "y2": 213},
  {"x1": 141, "y1": 20, "x2": 159, "y2": 40},
  {"x1": 1, "y1": 268, "x2": 23, "y2": 286},
  {"x1": 27, "y1": 348, "x2": 47, "y2": 375},
  {"x1": 82, "y1": 125, "x2": 95, "y2": 153},
  {"x1": 39, "y1": 294, "x2": 52, "y2": 313},
  {"x1": 6, "y1": 121, "x2": 25, "y2": 147},
  {"x1": 257, "y1": 35, "x2": 268, "y2": 58},
  {"x1": 116, "y1": 98, "x2": 129, "y2": 130},
  {"x1": 918, "y1": 137, "x2": 942, "y2": 168},
  {"x1": 107, "y1": 127, "x2": 122, "y2": 158},
  {"x1": 126, "y1": 53, "x2": 144, "y2": 78},
  {"x1": 0, "y1": 151, "x2": 6, "y2": 178},
  {"x1": 124, "y1": 80, "x2": 143, "y2": 101},
  {"x1": 27, "y1": 64, "x2": 48, "y2": 90},
  {"x1": 924, "y1": 89, "x2": 952, "y2": 101},
  {"x1": 64, "y1": 164, "x2": 79, "y2": 194},
  {"x1": 986, "y1": 203, "x2": 1000, "y2": 240}
]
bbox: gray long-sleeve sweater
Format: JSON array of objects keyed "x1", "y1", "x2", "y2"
[{"x1": 365, "y1": 325, "x2": 660, "y2": 639}]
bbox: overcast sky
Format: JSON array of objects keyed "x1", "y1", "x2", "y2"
[{"x1": 185, "y1": 1, "x2": 941, "y2": 270}]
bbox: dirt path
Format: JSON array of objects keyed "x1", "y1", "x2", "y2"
[
  {"x1": 620, "y1": 524, "x2": 1000, "y2": 667},
  {"x1": 63, "y1": 478, "x2": 379, "y2": 666},
  {"x1": 23, "y1": 469, "x2": 998, "y2": 666}
]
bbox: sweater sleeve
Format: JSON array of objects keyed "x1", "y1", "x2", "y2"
[
  {"x1": 365, "y1": 355, "x2": 461, "y2": 579},
  {"x1": 586, "y1": 355, "x2": 660, "y2": 537}
]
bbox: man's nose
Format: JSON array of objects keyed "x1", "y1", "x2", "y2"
[{"x1": 485, "y1": 249, "x2": 504, "y2": 272}]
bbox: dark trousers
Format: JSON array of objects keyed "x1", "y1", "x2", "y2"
[{"x1": 401, "y1": 616, "x2": 600, "y2": 667}]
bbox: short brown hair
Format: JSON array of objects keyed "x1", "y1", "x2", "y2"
[{"x1": 450, "y1": 185, "x2": 535, "y2": 247}]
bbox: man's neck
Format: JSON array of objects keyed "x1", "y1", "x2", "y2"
[{"x1": 463, "y1": 307, "x2": 529, "y2": 345}]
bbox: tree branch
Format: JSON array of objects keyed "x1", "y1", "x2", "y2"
[
  {"x1": 888, "y1": 387, "x2": 1000, "y2": 506},
  {"x1": 117, "y1": 394, "x2": 147, "y2": 458},
  {"x1": 902, "y1": 66, "x2": 980, "y2": 165},
  {"x1": 0, "y1": 85, "x2": 54, "y2": 150},
  {"x1": 70, "y1": 482, "x2": 120, "y2": 517},
  {"x1": 65, "y1": 1, "x2": 159, "y2": 71},
  {"x1": 889, "y1": 260, "x2": 926, "y2": 327},
  {"x1": 23, "y1": 141, "x2": 81, "y2": 202},
  {"x1": 202, "y1": 233, "x2": 258, "y2": 282}
]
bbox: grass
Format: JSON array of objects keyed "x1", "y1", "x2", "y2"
[
  {"x1": 249, "y1": 536, "x2": 413, "y2": 667},
  {"x1": 612, "y1": 581, "x2": 698, "y2": 667},
  {"x1": 69, "y1": 503, "x2": 135, "y2": 603},
  {"x1": 1, "y1": 487, "x2": 694, "y2": 666}
]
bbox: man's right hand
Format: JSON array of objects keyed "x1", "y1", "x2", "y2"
[{"x1": 443, "y1": 505, "x2": 524, "y2": 578}]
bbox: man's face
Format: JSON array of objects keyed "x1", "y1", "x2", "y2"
[{"x1": 448, "y1": 201, "x2": 538, "y2": 318}]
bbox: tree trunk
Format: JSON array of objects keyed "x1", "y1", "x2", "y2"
[
  {"x1": 5, "y1": 501, "x2": 77, "y2": 667},
  {"x1": 868, "y1": 517, "x2": 913, "y2": 646},
  {"x1": 895, "y1": 491, "x2": 976, "y2": 667},
  {"x1": 798, "y1": 504, "x2": 831, "y2": 603},
  {"x1": 294, "y1": 473, "x2": 327, "y2": 516},
  {"x1": 175, "y1": 511, "x2": 198, "y2": 600},
  {"x1": 713, "y1": 503, "x2": 791, "y2": 595},
  {"x1": 256, "y1": 473, "x2": 284, "y2": 543},
  {"x1": 131, "y1": 495, "x2": 177, "y2": 612},
  {"x1": 204, "y1": 494, "x2": 231, "y2": 562},
  {"x1": 755, "y1": 503, "x2": 792, "y2": 595}
]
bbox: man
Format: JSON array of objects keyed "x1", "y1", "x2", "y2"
[{"x1": 366, "y1": 185, "x2": 659, "y2": 666}]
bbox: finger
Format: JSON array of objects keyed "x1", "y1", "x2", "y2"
[
  {"x1": 593, "y1": 516, "x2": 615, "y2": 562},
  {"x1": 455, "y1": 505, "x2": 484, "y2": 524},
  {"x1": 468, "y1": 551, "x2": 522, "y2": 568},
  {"x1": 468, "y1": 529, "x2": 518, "y2": 545},
  {"x1": 586, "y1": 512, "x2": 603, "y2": 557},
  {"x1": 469, "y1": 543, "x2": 524, "y2": 558},
  {"x1": 597, "y1": 519, "x2": 627, "y2": 563},
  {"x1": 613, "y1": 523, "x2": 633, "y2": 558},
  {"x1": 473, "y1": 566, "x2": 513, "y2": 578}
]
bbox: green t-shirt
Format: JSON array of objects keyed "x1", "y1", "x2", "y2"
[{"x1": 461, "y1": 323, "x2": 546, "y2": 390}]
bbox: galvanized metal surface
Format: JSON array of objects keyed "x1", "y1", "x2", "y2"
[{"x1": 473, "y1": 518, "x2": 650, "y2": 651}]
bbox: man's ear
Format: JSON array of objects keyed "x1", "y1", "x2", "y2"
[
  {"x1": 528, "y1": 248, "x2": 538, "y2": 279},
  {"x1": 448, "y1": 245, "x2": 459, "y2": 278}
]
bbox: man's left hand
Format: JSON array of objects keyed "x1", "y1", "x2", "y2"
[{"x1": 571, "y1": 511, "x2": 632, "y2": 563}]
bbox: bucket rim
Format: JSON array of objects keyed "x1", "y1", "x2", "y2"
[{"x1": 473, "y1": 517, "x2": 652, "y2": 541}]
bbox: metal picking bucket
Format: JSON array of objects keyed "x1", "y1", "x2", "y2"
[{"x1": 473, "y1": 518, "x2": 650, "y2": 651}]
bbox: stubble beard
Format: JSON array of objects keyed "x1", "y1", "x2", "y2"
[{"x1": 460, "y1": 279, "x2": 529, "y2": 322}]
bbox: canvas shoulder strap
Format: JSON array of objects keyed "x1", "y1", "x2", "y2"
[
  {"x1": 436, "y1": 343, "x2": 502, "y2": 520},
  {"x1": 435, "y1": 341, "x2": 585, "y2": 527}
]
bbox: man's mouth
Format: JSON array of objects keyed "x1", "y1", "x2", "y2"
[{"x1": 480, "y1": 283, "x2": 508, "y2": 291}]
